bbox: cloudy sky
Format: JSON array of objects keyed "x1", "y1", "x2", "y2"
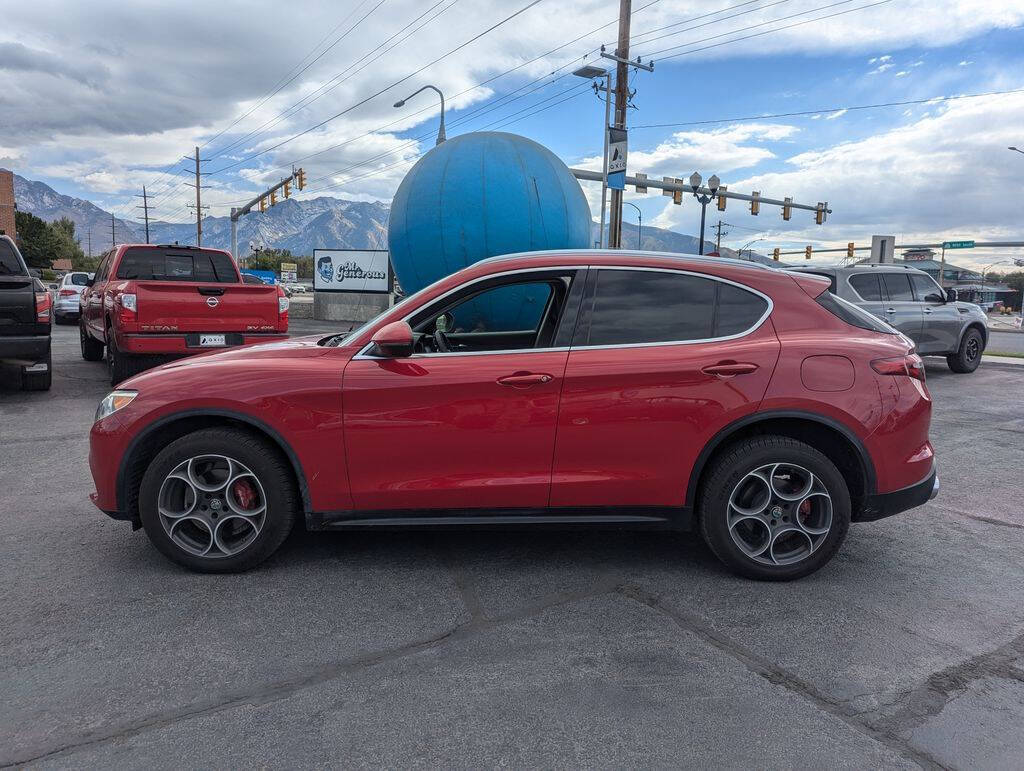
[{"x1": 2, "y1": 0, "x2": 1022, "y2": 268}]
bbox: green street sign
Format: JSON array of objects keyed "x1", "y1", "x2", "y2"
[{"x1": 942, "y1": 240, "x2": 975, "y2": 249}]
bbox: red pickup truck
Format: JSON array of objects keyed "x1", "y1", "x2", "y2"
[{"x1": 80, "y1": 244, "x2": 289, "y2": 384}]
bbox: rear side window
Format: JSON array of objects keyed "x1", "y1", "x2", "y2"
[
  {"x1": 817, "y1": 292, "x2": 896, "y2": 334},
  {"x1": 0, "y1": 240, "x2": 26, "y2": 275},
  {"x1": 880, "y1": 272, "x2": 913, "y2": 301},
  {"x1": 849, "y1": 273, "x2": 883, "y2": 301},
  {"x1": 580, "y1": 269, "x2": 768, "y2": 346},
  {"x1": 116, "y1": 248, "x2": 239, "y2": 283}
]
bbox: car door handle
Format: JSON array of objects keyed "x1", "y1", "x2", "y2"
[
  {"x1": 923, "y1": 307, "x2": 933, "y2": 313},
  {"x1": 885, "y1": 307, "x2": 896, "y2": 314},
  {"x1": 701, "y1": 361, "x2": 759, "y2": 377},
  {"x1": 496, "y1": 372, "x2": 553, "y2": 387}
]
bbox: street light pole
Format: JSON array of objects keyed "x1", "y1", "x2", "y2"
[
  {"x1": 573, "y1": 66, "x2": 613, "y2": 248},
  {"x1": 738, "y1": 237, "x2": 764, "y2": 261},
  {"x1": 623, "y1": 201, "x2": 642, "y2": 249},
  {"x1": 688, "y1": 172, "x2": 720, "y2": 256},
  {"x1": 394, "y1": 85, "x2": 446, "y2": 145}
]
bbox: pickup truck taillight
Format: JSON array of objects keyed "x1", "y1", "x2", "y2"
[
  {"x1": 35, "y1": 291, "x2": 52, "y2": 321},
  {"x1": 117, "y1": 293, "x2": 138, "y2": 325},
  {"x1": 277, "y1": 287, "x2": 289, "y2": 319}
]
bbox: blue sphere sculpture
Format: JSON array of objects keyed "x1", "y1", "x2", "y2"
[{"x1": 388, "y1": 132, "x2": 592, "y2": 305}]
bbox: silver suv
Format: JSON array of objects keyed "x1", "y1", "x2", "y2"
[{"x1": 790, "y1": 264, "x2": 988, "y2": 373}]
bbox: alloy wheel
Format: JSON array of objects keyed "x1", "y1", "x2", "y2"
[
  {"x1": 727, "y1": 463, "x2": 833, "y2": 566},
  {"x1": 157, "y1": 455, "x2": 267, "y2": 558},
  {"x1": 965, "y1": 336, "x2": 980, "y2": 363}
]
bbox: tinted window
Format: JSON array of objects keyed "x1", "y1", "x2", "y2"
[
  {"x1": 585, "y1": 270, "x2": 717, "y2": 346},
  {"x1": 717, "y1": 283, "x2": 770, "y2": 336},
  {"x1": 849, "y1": 273, "x2": 883, "y2": 301},
  {"x1": 115, "y1": 248, "x2": 238, "y2": 282},
  {"x1": 94, "y1": 254, "x2": 111, "y2": 282},
  {"x1": 433, "y1": 281, "x2": 554, "y2": 334},
  {"x1": 910, "y1": 274, "x2": 943, "y2": 302},
  {"x1": 816, "y1": 292, "x2": 896, "y2": 334},
  {"x1": 881, "y1": 272, "x2": 914, "y2": 301},
  {"x1": 0, "y1": 239, "x2": 26, "y2": 275}
]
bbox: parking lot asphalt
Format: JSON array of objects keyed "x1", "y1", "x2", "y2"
[{"x1": 2, "y1": 323, "x2": 1024, "y2": 769}]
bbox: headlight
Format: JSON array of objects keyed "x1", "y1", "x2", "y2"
[{"x1": 95, "y1": 390, "x2": 138, "y2": 423}]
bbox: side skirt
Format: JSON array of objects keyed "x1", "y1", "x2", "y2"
[{"x1": 307, "y1": 506, "x2": 692, "y2": 532}]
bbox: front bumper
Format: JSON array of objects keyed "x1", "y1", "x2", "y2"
[{"x1": 857, "y1": 465, "x2": 938, "y2": 522}]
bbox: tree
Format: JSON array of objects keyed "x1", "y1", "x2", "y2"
[
  {"x1": 14, "y1": 211, "x2": 85, "y2": 268},
  {"x1": 995, "y1": 270, "x2": 1024, "y2": 311}
]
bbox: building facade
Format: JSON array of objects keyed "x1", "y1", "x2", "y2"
[{"x1": 0, "y1": 169, "x2": 16, "y2": 240}]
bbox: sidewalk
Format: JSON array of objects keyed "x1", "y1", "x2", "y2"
[{"x1": 981, "y1": 354, "x2": 1024, "y2": 370}]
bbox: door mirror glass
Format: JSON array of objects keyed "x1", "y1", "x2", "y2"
[
  {"x1": 370, "y1": 320, "x2": 414, "y2": 358},
  {"x1": 945, "y1": 288, "x2": 958, "y2": 302},
  {"x1": 924, "y1": 292, "x2": 944, "y2": 304}
]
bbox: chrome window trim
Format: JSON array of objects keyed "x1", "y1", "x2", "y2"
[{"x1": 351, "y1": 263, "x2": 773, "y2": 360}]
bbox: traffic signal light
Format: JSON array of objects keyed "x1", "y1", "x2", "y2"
[
  {"x1": 283, "y1": 180, "x2": 291, "y2": 198},
  {"x1": 805, "y1": 245, "x2": 812, "y2": 260},
  {"x1": 782, "y1": 197, "x2": 792, "y2": 221},
  {"x1": 815, "y1": 203, "x2": 825, "y2": 225},
  {"x1": 297, "y1": 168, "x2": 306, "y2": 190},
  {"x1": 259, "y1": 197, "x2": 266, "y2": 213},
  {"x1": 270, "y1": 190, "x2": 277, "y2": 206},
  {"x1": 847, "y1": 242, "x2": 855, "y2": 260},
  {"x1": 716, "y1": 185, "x2": 727, "y2": 211},
  {"x1": 773, "y1": 248, "x2": 780, "y2": 261},
  {"x1": 750, "y1": 191, "x2": 760, "y2": 216}
]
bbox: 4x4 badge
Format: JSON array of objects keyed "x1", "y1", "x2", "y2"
[{"x1": 206, "y1": 296, "x2": 219, "y2": 308}]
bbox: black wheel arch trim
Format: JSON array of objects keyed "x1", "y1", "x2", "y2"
[
  {"x1": 684, "y1": 409, "x2": 878, "y2": 509},
  {"x1": 115, "y1": 408, "x2": 312, "y2": 517},
  {"x1": 955, "y1": 321, "x2": 987, "y2": 351}
]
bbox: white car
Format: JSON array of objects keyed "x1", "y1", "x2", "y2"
[
  {"x1": 53, "y1": 271, "x2": 93, "y2": 324},
  {"x1": 286, "y1": 283, "x2": 307, "y2": 294}
]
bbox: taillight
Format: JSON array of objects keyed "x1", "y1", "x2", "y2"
[
  {"x1": 117, "y1": 292, "x2": 137, "y2": 325},
  {"x1": 872, "y1": 353, "x2": 925, "y2": 381},
  {"x1": 277, "y1": 287, "x2": 289, "y2": 317},
  {"x1": 58, "y1": 288, "x2": 77, "y2": 297},
  {"x1": 35, "y1": 292, "x2": 52, "y2": 321}
]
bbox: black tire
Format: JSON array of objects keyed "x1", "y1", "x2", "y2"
[
  {"x1": 946, "y1": 328, "x2": 983, "y2": 373},
  {"x1": 698, "y1": 436, "x2": 851, "y2": 581},
  {"x1": 106, "y1": 327, "x2": 147, "y2": 385},
  {"x1": 138, "y1": 428, "x2": 298, "y2": 573},
  {"x1": 21, "y1": 346, "x2": 52, "y2": 391},
  {"x1": 80, "y1": 321, "x2": 104, "y2": 361}
]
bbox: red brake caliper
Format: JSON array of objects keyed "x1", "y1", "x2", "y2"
[{"x1": 232, "y1": 479, "x2": 258, "y2": 511}]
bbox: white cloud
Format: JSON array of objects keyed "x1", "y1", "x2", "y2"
[
  {"x1": 824, "y1": 109, "x2": 848, "y2": 120},
  {"x1": 869, "y1": 62, "x2": 895, "y2": 75},
  {"x1": 959, "y1": 59, "x2": 974, "y2": 66},
  {"x1": 894, "y1": 70, "x2": 910, "y2": 77}
]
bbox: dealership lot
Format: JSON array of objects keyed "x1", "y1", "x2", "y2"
[{"x1": 3, "y1": 324, "x2": 1024, "y2": 768}]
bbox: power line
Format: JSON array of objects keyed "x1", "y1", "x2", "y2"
[
  {"x1": 208, "y1": 0, "x2": 548, "y2": 174},
  {"x1": 632, "y1": 87, "x2": 1024, "y2": 128},
  {"x1": 199, "y1": 0, "x2": 384, "y2": 151}
]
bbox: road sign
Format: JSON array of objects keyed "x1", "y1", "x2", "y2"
[
  {"x1": 942, "y1": 240, "x2": 975, "y2": 249},
  {"x1": 607, "y1": 127, "x2": 627, "y2": 191}
]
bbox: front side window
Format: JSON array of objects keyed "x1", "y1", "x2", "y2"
[
  {"x1": 580, "y1": 269, "x2": 767, "y2": 347},
  {"x1": 910, "y1": 274, "x2": 944, "y2": 303},
  {"x1": 409, "y1": 272, "x2": 575, "y2": 354},
  {"x1": 881, "y1": 272, "x2": 914, "y2": 301}
]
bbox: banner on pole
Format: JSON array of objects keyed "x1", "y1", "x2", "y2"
[{"x1": 607, "y1": 127, "x2": 627, "y2": 191}]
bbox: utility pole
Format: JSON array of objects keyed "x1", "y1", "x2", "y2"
[
  {"x1": 194, "y1": 147, "x2": 202, "y2": 246},
  {"x1": 607, "y1": 0, "x2": 632, "y2": 250},
  {"x1": 135, "y1": 186, "x2": 150, "y2": 244},
  {"x1": 715, "y1": 220, "x2": 729, "y2": 253},
  {"x1": 110, "y1": 214, "x2": 116, "y2": 248},
  {"x1": 86, "y1": 227, "x2": 91, "y2": 257}
]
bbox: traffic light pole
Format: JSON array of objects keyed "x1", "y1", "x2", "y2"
[{"x1": 229, "y1": 169, "x2": 304, "y2": 262}]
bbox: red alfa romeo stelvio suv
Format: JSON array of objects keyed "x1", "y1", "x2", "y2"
[{"x1": 89, "y1": 250, "x2": 937, "y2": 580}]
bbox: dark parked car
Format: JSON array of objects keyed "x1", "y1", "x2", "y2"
[
  {"x1": 790, "y1": 264, "x2": 988, "y2": 373},
  {"x1": 0, "y1": 235, "x2": 52, "y2": 390},
  {"x1": 90, "y1": 251, "x2": 936, "y2": 580}
]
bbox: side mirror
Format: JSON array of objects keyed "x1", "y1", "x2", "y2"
[
  {"x1": 370, "y1": 320, "x2": 414, "y2": 358},
  {"x1": 945, "y1": 288, "x2": 958, "y2": 302},
  {"x1": 86, "y1": 277, "x2": 95, "y2": 287}
]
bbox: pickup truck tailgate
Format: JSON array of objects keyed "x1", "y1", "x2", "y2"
[
  {"x1": 0, "y1": 276, "x2": 38, "y2": 335},
  {"x1": 134, "y1": 281, "x2": 280, "y2": 331}
]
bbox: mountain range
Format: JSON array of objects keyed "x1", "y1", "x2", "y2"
[{"x1": 9, "y1": 171, "x2": 776, "y2": 264}]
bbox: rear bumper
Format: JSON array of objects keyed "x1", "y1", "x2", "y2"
[
  {"x1": 857, "y1": 464, "x2": 938, "y2": 522},
  {"x1": 0, "y1": 334, "x2": 50, "y2": 365},
  {"x1": 116, "y1": 332, "x2": 288, "y2": 355}
]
